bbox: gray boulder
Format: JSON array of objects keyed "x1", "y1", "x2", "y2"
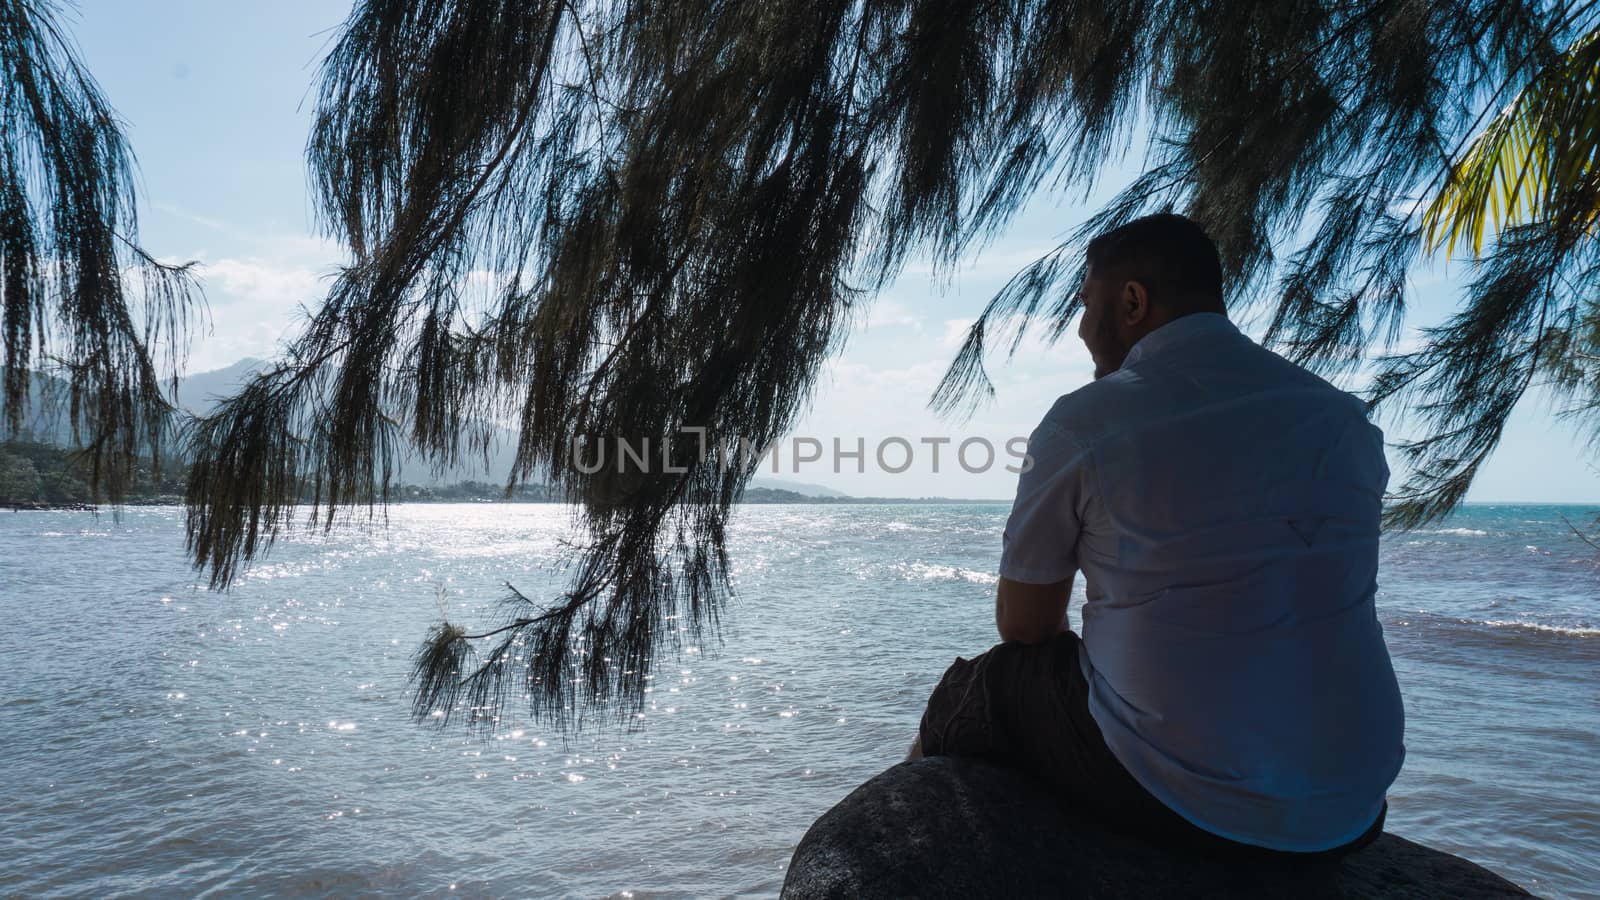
[{"x1": 783, "y1": 756, "x2": 1532, "y2": 899}]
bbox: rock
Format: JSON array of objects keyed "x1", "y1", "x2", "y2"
[{"x1": 783, "y1": 757, "x2": 1532, "y2": 899}]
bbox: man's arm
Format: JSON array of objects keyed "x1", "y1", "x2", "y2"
[
  {"x1": 908, "y1": 575, "x2": 1074, "y2": 760},
  {"x1": 994, "y1": 574, "x2": 1073, "y2": 644}
]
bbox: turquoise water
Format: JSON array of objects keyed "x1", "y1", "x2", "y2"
[{"x1": 1, "y1": 503, "x2": 1596, "y2": 897}]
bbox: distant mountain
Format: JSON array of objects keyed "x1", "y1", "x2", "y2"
[
  {"x1": 174, "y1": 358, "x2": 522, "y2": 487},
  {"x1": 5, "y1": 358, "x2": 522, "y2": 487},
  {"x1": 750, "y1": 477, "x2": 850, "y2": 498},
  {"x1": 6, "y1": 362, "x2": 884, "y2": 497},
  {"x1": 5, "y1": 371, "x2": 74, "y2": 445},
  {"x1": 174, "y1": 357, "x2": 266, "y2": 414},
  {"x1": 3, "y1": 359, "x2": 271, "y2": 445}
]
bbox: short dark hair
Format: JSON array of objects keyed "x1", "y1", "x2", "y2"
[{"x1": 1084, "y1": 213, "x2": 1224, "y2": 314}]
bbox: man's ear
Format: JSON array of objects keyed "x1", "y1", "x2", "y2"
[{"x1": 1121, "y1": 279, "x2": 1150, "y2": 326}]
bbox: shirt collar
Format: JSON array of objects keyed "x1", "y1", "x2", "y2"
[{"x1": 1122, "y1": 312, "x2": 1240, "y2": 367}]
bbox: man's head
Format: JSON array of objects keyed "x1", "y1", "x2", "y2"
[{"x1": 1077, "y1": 213, "x2": 1226, "y2": 378}]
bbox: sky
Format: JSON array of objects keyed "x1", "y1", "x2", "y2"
[{"x1": 58, "y1": 0, "x2": 1600, "y2": 502}]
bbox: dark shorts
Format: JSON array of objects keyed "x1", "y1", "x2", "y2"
[{"x1": 917, "y1": 631, "x2": 1384, "y2": 860}]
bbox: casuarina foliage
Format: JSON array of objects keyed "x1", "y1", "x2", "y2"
[{"x1": 8, "y1": 0, "x2": 1598, "y2": 731}]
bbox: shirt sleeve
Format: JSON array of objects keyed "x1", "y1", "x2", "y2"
[{"x1": 998, "y1": 420, "x2": 1088, "y2": 585}]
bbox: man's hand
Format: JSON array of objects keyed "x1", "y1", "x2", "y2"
[{"x1": 995, "y1": 575, "x2": 1073, "y2": 644}]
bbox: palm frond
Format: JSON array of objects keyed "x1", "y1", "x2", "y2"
[{"x1": 1423, "y1": 26, "x2": 1600, "y2": 257}]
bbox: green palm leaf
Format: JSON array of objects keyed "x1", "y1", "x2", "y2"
[{"x1": 1424, "y1": 28, "x2": 1600, "y2": 257}]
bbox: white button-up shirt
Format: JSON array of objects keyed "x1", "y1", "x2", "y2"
[{"x1": 1000, "y1": 312, "x2": 1405, "y2": 852}]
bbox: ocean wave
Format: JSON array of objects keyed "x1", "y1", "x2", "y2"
[
  {"x1": 1424, "y1": 527, "x2": 1489, "y2": 537},
  {"x1": 899, "y1": 562, "x2": 998, "y2": 585},
  {"x1": 882, "y1": 520, "x2": 935, "y2": 533},
  {"x1": 1389, "y1": 610, "x2": 1600, "y2": 643},
  {"x1": 1479, "y1": 619, "x2": 1599, "y2": 637}
]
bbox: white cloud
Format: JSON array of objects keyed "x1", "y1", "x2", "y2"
[
  {"x1": 203, "y1": 257, "x2": 328, "y2": 308},
  {"x1": 859, "y1": 297, "x2": 923, "y2": 332},
  {"x1": 939, "y1": 317, "x2": 975, "y2": 349},
  {"x1": 179, "y1": 255, "x2": 337, "y2": 370},
  {"x1": 900, "y1": 242, "x2": 1062, "y2": 279},
  {"x1": 821, "y1": 357, "x2": 949, "y2": 399},
  {"x1": 938, "y1": 313, "x2": 1089, "y2": 367}
]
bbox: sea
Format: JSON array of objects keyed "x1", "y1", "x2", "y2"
[{"x1": 0, "y1": 503, "x2": 1596, "y2": 898}]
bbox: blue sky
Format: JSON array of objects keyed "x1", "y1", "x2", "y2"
[{"x1": 63, "y1": 0, "x2": 1599, "y2": 501}]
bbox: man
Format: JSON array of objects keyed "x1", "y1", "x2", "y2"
[{"x1": 913, "y1": 213, "x2": 1405, "y2": 857}]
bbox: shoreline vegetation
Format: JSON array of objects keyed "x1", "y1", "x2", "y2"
[
  {"x1": 1, "y1": 441, "x2": 1008, "y2": 510},
  {"x1": 0, "y1": 441, "x2": 184, "y2": 509}
]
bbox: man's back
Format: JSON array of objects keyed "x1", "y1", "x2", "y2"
[{"x1": 1003, "y1": 312, "x2": 1406, "y2": 851}]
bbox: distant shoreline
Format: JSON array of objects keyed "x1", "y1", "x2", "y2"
[
  {"x1": 12, "y1": 499, "x2": 1599, "y2": 512},
  {"x1": 12, "y1": 497, "x2": 1599, "y2": 512},
  {"x1": 4, "y1": 441, "x2": 1020, "y2": 508},
  {"x1": 4, "y1": 501, "x2": 101, "y2": 512},
  {"x1": 7, "y1": 494, "x2": 1014, "y2": 512}
]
